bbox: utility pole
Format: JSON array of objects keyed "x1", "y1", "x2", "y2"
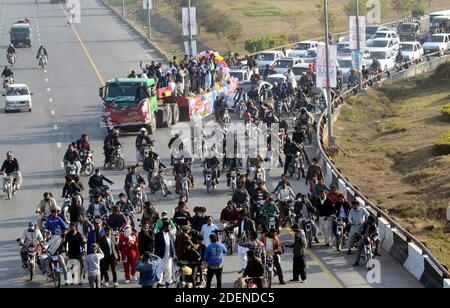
[
  {"x1": 122, "y1": 0, "x2": 126, "y2": 18},
  {"x1": 356, "y1": 0, "x2": 363, "y2": 91},
  {"x1": 324, "y1": 0, "x2": 333, "y2": 148},
  {"x1": 187, "y1": 0, "x2": 193, "y2": 56},
  {"x1": 147, "y1": 0, "x2": 152, "y2": 39}
]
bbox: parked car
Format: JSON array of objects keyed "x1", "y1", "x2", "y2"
[
  {"x1": 256, "y1": 51, "x2": 285, "y2": 70},
  {"x1": 400, "y1": 41, "x2": 424, "y2": 62},
  {"x1": 337, "y1": 57, "x2": 353, "y2": 83},
  {"x1": 271, "y1": 57, "x2": 304, "y2": 74},
  {"x1": 286, "y1": 41, "x2": 319, "y2": 58},
  {"x1": 422, "y1": 33, "x2": 450, "y2": 54},
  {"x1": 367, "y1": 30, "x2": 399, "y2": 45},
  {"x1": 301, "y1": 48, "x2": 317, "y2": 64},
  {"x1": 3, "y1": 84, "x2": 33, "y2": 112},
  {"x1": 291, "y1": 63, "x2": 311, "y2": 82}
]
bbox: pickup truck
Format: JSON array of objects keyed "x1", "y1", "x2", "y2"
[{"x1": 422, "y1": 33, "x2": 450, "y2": 54}]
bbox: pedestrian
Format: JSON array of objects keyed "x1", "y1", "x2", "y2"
[
  {"x1": 138, "y1": 220, "x2": 155, "y2": 255},
  {"x1": 64, "y1": 222, "x2": 85, "y2": 286},
  {"x1": 98, "y1": 226, "x2": 119, "y2": 287},
  {"x1": 204, "y1": 233, "x2": 227, "y2": 288},
  {"x1": 118, "y1": 225, "x2": 139, "y2": 284},
  {"x1": 136, "y1": 251, "x2": 162, "y2": 288},
  {"x1": 228, "y1": 210, "x2": 255, "y2": 273},
  {"x1": 288, "y1": 224, "x2": 307, "y2": 283},
  {"x1": 315, "y1": 190, "x2": 335, "y2": 246},
  {"x1": 84, "y1": 243, "x2": 104, "y2": 288},
  {"x1": 175, "y1": 225, "x2": 194, "y2": 259},
  {"x1": 200, "y1": 216, "x2": 219, "y2": 247},
  {"x1": 154, "y1": 221, "x2": 176, "y2": 287}
]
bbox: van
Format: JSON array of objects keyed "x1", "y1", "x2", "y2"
[{"x1": 10, "y1": 23, "x2": 32, "y2": 47}]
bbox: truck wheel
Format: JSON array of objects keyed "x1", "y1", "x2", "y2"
[
  {"x1": 165, "y1": 106, "x2": 172, "y2": 128},
  {"x1": 171, "y1": 103, "x2": 179, "y2": 125},
  {"x1": 150, "y1": 115, "x2": 157, "y2": 134}
]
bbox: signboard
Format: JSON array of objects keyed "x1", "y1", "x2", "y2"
[
  {"x1": 143, "y1": 0, "x2": 152, "y2": 10},
  {"x1": 184, "y1": 40, "x2": 197, "y2": 57},
  {"x1": 349, "y1": 16, "x2": 366, "y2": 50},
  {"x1": 182, "y1": 7, "x2": 197, "y2": 36},
  {"x1": 316, "y1": 44, "x2": 337, "y2": 88},
  {"x1": 351, "y1": 50, "x2": 363, "y2": 70}
]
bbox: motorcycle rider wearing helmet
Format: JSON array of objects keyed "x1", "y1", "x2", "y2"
[
  {"x1": 353, "y1": 216, "x2": 381, "y2": 266},
  {"x1": 124, "y1": 166, "x2": 146, "y2": 200},
  {"x1": 89, "y1": 169, "x2": 113, "y2": 192},
  {"x1": 36, "y1": 192, "x2": 58, "y2": 230},
  {"x1": 63, "y1": 143, "x2": 82, "y2": 176},
  {"x1": 1, "y1": 151, "x2": 22, "y2": 190},
  {"x1": 18, "y1": 221, "x2": 44, "y2": 268},
  {"x1": 135, "y1": 127, "x2": 154, "y2": 164},
  {"x1": 294, "y1": 193, "x2": 319, "y2": 243},
  {"x1": 44, "y1": 208, "x2": 68, "y2": 234},
  {"x1": 36, "y1": 44, "x2": 48, "y2": 61},
  {"x1": 202, "y1": 151, "x2": 221, "y2": 185},
  {"x1": 1, "y1": 65, "x2": 14, "y2": 84},
  {"x1": 103, "y1": 129, "x2": 121, "y2": 166}
]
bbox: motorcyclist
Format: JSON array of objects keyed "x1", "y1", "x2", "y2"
[
  {"x1": 1, "y1": 65, "x2": 14, "y2": 79},
  {"x1": 271, "y1": 174, "x2": 292, "y2": 194},
  {"x1": 202, "y1": 151, "x2": 220, "y2": 185},
  {"x1": 35, "y1": 192, "x2": 58, "y2": 230},
  {"x1": 261, "y1": 228, "x2": 285, "y2": 285},
  {"x1": 220, "y1": 201, "x2": 239, "y2": 224},
  {"x1": 353, "y1": 216, "x2": 381, "y2": 266},
  {"x1": 107, "y1": 205, "x2": 128, "y2": 231},
  {"x1": 135, "y1": 127, "x2": 154, "y2": 164},
  {"x1": 36, "y1": 44, "x2": 48, "y2": 62},
  {"x1": 263, "y1": 110, "x2": 279, "y2": 127},
  {"x1": 295, "y1": 107, "x2": 314, "y2": 128},
  {"x1": 44, "y1": 208, "x2": 68, "y2": 234},
  {"x1": 261, "y1": 196, "x2": 280, "y2": 231},
  {"x1": 274, "y1": 181, "x2": 296, "y2": 203},
  {"x1": 140, "y1": 201, "x2": 159, "y2": 227},
  {"x1": 247, "y1": 86, "x2": 259, "y2": 102},
  {"x1": 168, "y1": 132, "x2": 182, "y2": 165},
  {"x1": 62, "y1": 175, "x2": 83, "y2": 198},
  {"x1": 7, "y1": 44, "x2": 16, "y2": 59},
  {"x1": 282, "y1": 137, "x2": 302, "y2": 175},
  {"x1": 87, "y1": 194, "x2": 108, "y2": 221},
  {"x1": 1, "y1": 151, "x2": 23, "y2": 190},
  {"x1": 68, "y1": 195, "x2": 85, "y2": 224},
  {"x1": 305, "y1": 158, "x2": 324, "y2": 185},
  {"x1": 88, "y1": 169, "x2": 114, "y2": 192},
  {"x1": 242, "y1": 250, "x2": 265, "y2": 288},
  {"x1": 124, "y1": 166, "x2": 146, "y2": 200},
  {"x1": 347, "y1": 201, "x2": 370, "y2": 255},
  {"x1": 103, "y1": 129, "x2": 121, "y2": 166},
  {"x1": 395, "y1": 50, "x2": 404, "y2": 64},
  {"x1": 231, "y1": 183, "x2": 251, "y2": 209},
  {"x1": 18, "y1": 221, "x2": 44, "y2": 268},
  {"x1": 76, "y1": 134, "x2": 91, "y2": 155},
  {"x1": 293, "y1": 193, "x2": 319, "y2": 243},
  {"x1": 251, "y1": 181, "x2": 268, "y2": 205},
  {"x1": 63, "y1": 143, "x2": 81, "y2": 176}
]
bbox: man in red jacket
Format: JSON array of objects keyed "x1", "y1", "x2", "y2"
[
  {"x1": 118, "y1": 225, "x2": 139, "y2": 284},
  {"x1": 261, "y1": 228, "x2": 285, "y2": 285}
]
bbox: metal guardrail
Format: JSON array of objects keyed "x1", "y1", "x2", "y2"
[{"x1": 315, "y1": 53, "x2": 450, "y2": 280}]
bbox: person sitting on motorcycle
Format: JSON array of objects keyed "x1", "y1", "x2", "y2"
[
  {"x1": 275, "y1": 181, "x2": 295, "y2": 203},
  {"x1": 107, "y1": 205, "x2": 128, "y2": 231},
  {"x1": 18, "y1": 221, "x2": 44, "y2": 268},
  {"x1": 103, "y1": 129, "x2": 121, "y2": 166},
  {"x1": 232, "y1": 183, "x2": 251, "y2": 208},
  {"x1": 135, "y1": 127, "x2": 154, "y2": 164},
  {"x1": 63, "y1": 143, "x2": 81, "y2": 176},
  {"x1": 296, "y1": 107, "x2": 314, "y2": 128},
  {"x1": 36, "y1": 44, "x2": 48, "y2": 61},
  {"x1": 261, "y1": 196, "x2": 280, "y2": 216},
  {"x1": 242, "y1": 250, "x2": 265, "y2": 288},
  {"x1": 88, "y1": 169, "x2": 113, "y2": 192},
  {"x1": 282, "y1": 138, "x2": 301, "y2": 175},
  {"x1": 141, "y1": 201, "x2": 159, "y2": 228},
  {"x1": 76, "y1": 134, "x2": 91, "y2": 153},
  {"x1": 263, "y1": 110, "x2": 279, "y2": 127},
  {"x1": 347, "y1": 69, "x2": 358, "y2": 89},
  {"x1": 179, "y1": 241, "x2": 202, "y2": 284},
  {"x1": 220, "y1": 201, "x2": 239, "y2": 224},
  {"x1": 61, "y1": 175, "x2": 83, "y2": 198},
  {"x1": 153, "y1": 211, "x2": 177, "y2": 234},
  {"x1": 261, "y1": 228, "x2": 285, "y2": 285},
  {"x1": 173, "y1": 201, "x2": 192, "y2": 228},
  {"x1": 68, "y1": 195, "x2": 85, "y2": 224},
  {"x1": 44, "y1": 208, "x2": 68, "y2": 234},
  {"x1": 271, "y1": 174, "x2": 292, "y2": 195},
  {"x1": 87, "y1": 194, "x2": 108, "y2": 222},
  {"x1": 395, "y1": 50, "x2": 404, "y2": 65},
  {"x1": 124, "y1": 166, "x2": 146, "y2": 200},
  {"x1": 353, "y1": 216, "x2": 381, "y2": 267},
  {"x1": 1, "y1": 65, "x2": 14, "y2": 85},
  {"x1": 36, "y1": 192, "x2": 58, "y2": 230},
  {"x1": 347, "y1": 201, "x2": 370, "y2": 255},
  {"x1": 1, "y1": 151, "x2": 23, "y2": 190},
  {"x1": 202, "y1": 152, "x2": 220, "y2": 185},
  {"x1": 251, "y1": 181, "x2": 268, "y2": 205},
  {"x1": 294, "y1": 193, "x2": 319, "y2": 243},
  {"x1": 247, "y1": 86, "x2": 259, "y2": 102},
  {"x1": 7, "y1": 44, "x2": 16, "y2": 60}
]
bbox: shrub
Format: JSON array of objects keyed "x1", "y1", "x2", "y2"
[
  {"x1": 434, "y1": 131, "x2": 450, "y2": 155},
  {"x1": 441, "y1": 103, "x2": 450, "y2": 122},
  {"x1": 244, "y1": 35, "x2": 288, "y2": 53}
]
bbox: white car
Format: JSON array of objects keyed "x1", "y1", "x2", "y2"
[
  {"x1": 3, "y1": 84, "x2": 33, "y2": 112},
  {"x1": 400, "y1": 41, "x2": 424, "y2": 62},
  {"x1": 265, "y1": 74, "x2": 288, "y2": 87},
  {"x1": 271, "y1": 57, "x2": 304, "y2": 74},
  {"x1": 291, "y1": 63, "x2": 311, "y2": 82},
  {"x1": 301, "y1": 48, "x2": 318, "y2": 64},
  {"x1": 337, "y1": 57, "x2": 354, "y2": 82},
  {"x1": 365, "y1": 49, "x2": 397, "y2": 71},
  {"x1": 367, "y1": 30, "x2": 399, "y2": 44},
  {"x1": 422, "y1": 33, "x2": 450, "y2": 54},
  {"x1": 256, "y1": 50, "x2": 285, "y2": 70},
  {"x1": 367, "y1": 38, "x2": 400, "y2": 51},
  {"x1": 229, "y1": 68, "x2": 251, "y2": 83},
  {"x1": 286, "y1": 41, "x2": 319, "y2": 58}
]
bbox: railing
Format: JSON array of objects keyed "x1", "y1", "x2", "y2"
[{"x1": 315, "y1": 53, "x2": 450, "y2": 280}]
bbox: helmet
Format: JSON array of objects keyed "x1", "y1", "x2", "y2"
[
  {"x1": 180, "y1": 265, "x2": 193, "y2": 276},
  {"x1": 273, "y1": 82, "x2": 278, "y2": 87},
  {"x1": 140, "y1": 127, "x2": 147, "y2": 134},
  {"x1": 6, "y1": 151, "x2": 13, "y2": 159}
]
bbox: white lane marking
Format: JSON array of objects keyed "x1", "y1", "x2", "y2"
[
  {"x1": 45, "y1": 78, "x2": 49, "y2": 82},
  {"x1": 44, "y1": 69, "x2": 47, "y2": 73},
  {"x1": 47, "y1": 88, "x2": 51, "y2": 92},
  {"x1": 57, "y1": 142, "x2": 62, "y2": 148},
  {"x1": 38, "y1": 38, "x2": 41, "y2": 42},
  {"x1": 49, "y1": 98, "x2": 53, "y2": 102},
  {"x1": 53, "y1": 125, "x2": 58, "y2": 130},
  {"x1": 51, "y1": 110, "x2": 55, "y2": 115},
  {"x1": 60, "y1": 162, "x2": 64, "y2": 169}
]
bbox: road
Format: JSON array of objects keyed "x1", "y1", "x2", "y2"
[{"x1": 0, "y1": 0, "x2": 423, "y2": 288}]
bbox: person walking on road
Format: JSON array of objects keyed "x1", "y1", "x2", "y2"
[
  {"x1": 287, "y1": 224, "x2": 307, "y2": 283},
  {"x1": 204, "y1": 233, "x2": 227, "y2": 288},
  {"x1": 98, "y1": 226, "x2": 119, "y2": 288},
  {"x1": 154, "y1": 221, "x2": 176, "y2": 287},
  {"x1": 84, "y1": 243, "x2": 104, "y2": 288}
]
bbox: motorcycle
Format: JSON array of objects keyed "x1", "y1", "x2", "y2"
[
  {"x1": 248, "y1": 165, "x2": 265, "y2": 182},
  {"x1": 43, "y1": 234, "x2": 63, "y2": 288},
  {"x1": 228, "y1": 169, "x2": 239, "y2": 190},
  {"x1": 107, "y1": 146, "x2": 125, "y2": 170},
  {"x1": 265, "y1": 255, "x2": 274, "y2": 288},
  {"x1": 264, "y1": 213, "x2": 278, "y2": 233},
  {"x1": 221, "y1": 223, "x2": 236, "y2": 255},
  {"x1": 297, "y1": 215, "x2": 314, "y2": 248},
  {"x1": 3, "y1": 172, "x2": 17, "y2": 200},
  {"x1": 149, "y1": 169, "x2": 169, "y2": 197},
  {"x1": 131, "y1": 183, "x2": 146, "y2": 214},
  {"x1": 18, "y1": 240, "x2": 40, "y2": 281},
  {"x1": 360, "y1": 235, "x2": 374, "y2": 269},
  {"x1": 275, "y1": 99, "x2": 290, "y2": 117},
  {"x1": 79, "y1": 151, "x2": 94, "y2": 177},
  {"x1": 335, "y1": 217, "x2": 346, "y2": 251},
  {"x1": 64, "y1": 161, "x2": 78, "y2": 177},
  {"x1": 138, "y1": 143, "x2": 154, "y2": 163},
  {"x1": 288, "y1": 152, "x2": 305, "y2": 180},
  {"x1": 7, "y1": 52, "x2": 16, "y2": 66},
  {"x1": 179, "y1": 176, "x2": 190, "y2": 202},
  {"x1": 235, "y1": 100, "x2": 247, "y2": 119},
  {"x1": 38, "y1": 55, "x2": 47, "y2": 69},
  {"x1": 204, "y1": 167, "x2": 216, "y2": 193}
]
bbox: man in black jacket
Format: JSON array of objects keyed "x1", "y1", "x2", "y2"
[
  {"x1": 88, "y1": 169, "x2": 113, "y2": 191},
  {"x1": 98, "y1": 226, "x2": 119, "y2": 287},
  {"x1": 68, "y1": 195, "x2": 85, "y2": 224},
  {"x1": 228, "y1": 210, "x2": 256, "y2": 273},
  {"x1": 103, "y1": 129, "x2": 121, "y2": 166},
  {"x1": 124, "y1": 166, "x2": 145, "y2": 199},
  {"x1": 63, "y1": 144, "x2": 81, "y2": 176},
  {"x1": 243, "y1": 250, "x2": 265, "y2": 288},
  {"x1": 65, "y1": 222, "x2": 85, "y2": 286},
  {"x1": 1, "y1": 151, "x2": 22, "y2": 190},
  {"x1": 315, "y1": 190, "x2": 335, "y2": 247},
  {"x1": 135, "y1": 127, "x2": 154, "y2": 164},
  {"x1": 138, "y1": 221, "x2": 155, "y2": 255}
]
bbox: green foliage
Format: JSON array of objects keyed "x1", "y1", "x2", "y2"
[
  {"x1": 435, "y1": 131, "x2": 450, "y2": 155},
  {"x1": 244, "y1": 35, "x2": 289, "y2": 53},
  {"x1": 343, "y1": 0, "x2": 368, "y2": 17},
  {"x1": 441, "y1": 103, "x2": 450, "y2": 122},
  {"x1": 411, "y1": 1, "x2": 425, "y2": 18},
  {"x1": 391, "y1": 0, "x2": 415, "y2": 18}
]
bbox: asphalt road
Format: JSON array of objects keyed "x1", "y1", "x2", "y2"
[{"x1": 0, "y1": 0, "x2": 423, "y2": 288}]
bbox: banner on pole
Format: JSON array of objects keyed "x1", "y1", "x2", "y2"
[
  {"x1": 351, "y1": 50, "x2": 363, "y2": 70},
  {"x1": 349, "y1": 16, "x2": 366, "y2": 50},
  {"x1": 182, "y1": 7, "x2": 197, "y2": 36},
  {"x1": 316, "y1": 44, "x2": 337, "y2": 88},
  {"x1": 143, "y1": 0, "x2": 152, "y2": 10},
  {"x1": 184, "y1": 40, "x2": 197, "y2": 56}
]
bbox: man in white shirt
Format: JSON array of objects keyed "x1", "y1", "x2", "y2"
[
  {"x1": 347, "y1": 201, "x2": 370, "y2": 254},
  {"x1": 155, "y1": 222, "x2": 175, "y2": 287},
  {"x1": 284, "y1": 68, "x2": 297, "y2": 88},
  {"x1": 200, "y1": 216, "x2": 219, "y2": 247},
  {"x1": 84, "y1": 244, "x2": 104, "y2": 288}
]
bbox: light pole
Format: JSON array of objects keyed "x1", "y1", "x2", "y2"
[
  {"x1": 187, "y1": 0, "x2": 193, "y2": 57},
  {"x1": 324, "y1": 0, "x2": 333, "y2": 148},
  {"x1": 122, "y1": 0, "x2": 126, "y2": 18},
  {"x1": 147, "y1": 0, "x2": 152, "y2": 39},
  {"x1": 356, "y1": 0, "x2": 363, "y2": 91}
]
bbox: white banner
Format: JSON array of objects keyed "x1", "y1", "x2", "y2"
[
  {"x1": 184, "y1": 40, "x2": 197, "y2": 56},
  {"x1": 182, "y1": 7, "x2": 197, "y2": 36},
  {"x1": 143, "y1": 0, "x2": 152, "y2": 10},
  {"x1": 316, "y1": 44, "x2": 337, "y2": 88},
  {"x1": 349, "y1": 16, "x2": 366, "y2": 49}
]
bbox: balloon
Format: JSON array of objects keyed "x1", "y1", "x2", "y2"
[{"x1": 215, "y1": 84, "x2": 221, "y2": 90}]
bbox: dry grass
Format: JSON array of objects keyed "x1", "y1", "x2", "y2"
[{"x1": 333, "y1": 64, "x2": 450, "y2": 265}]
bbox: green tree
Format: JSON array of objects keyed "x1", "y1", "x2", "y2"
[
  {"x1": 391, "y1": 0, "x2": 414, "y2": 18},
  {"x1": 411, "y1": 1, "x2": 425, "y2": 18},
  {"x1": 286, "y1": 11, "x2": 303, "y2": 42},
  {"x1": 343, "y1": 0, "x2": 368, "y2": 17},
  {"x1": 316, "y1": 1, "x2": 337, "y2": 32}
]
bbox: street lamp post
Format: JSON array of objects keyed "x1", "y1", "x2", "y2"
[
  {"x1": 356, "y1": 0, "x2": 363, "y2": 91},
  {"x1": 122, "y1": 0, "x2": 126, "y2": 18},
  {"x1": 324, "y1": 0, "x2": 333, "y2": 148},
  {"x1": 187, "y1": 0, "x2": 193, "y2": 57}
]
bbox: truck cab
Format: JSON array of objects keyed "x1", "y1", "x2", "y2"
[{"x1": 10, "y1": 22, "x2": 32, "y2": 47}]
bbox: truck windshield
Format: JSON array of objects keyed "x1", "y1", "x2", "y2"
[
  {"x1": 11, "y1": 28, "x2": 29, "y2": 36},
  {"x1": 400, "y1": 44, "x2": 414, "y2": 51},
  {"x1": 105, "y1": 83, "x2": 138, "y2": 100},
  {"x1": 399, "y1": 24, "x2": 416, "y2": 32},
  {"x1": 257, "y1": 53, "x2": 275, "y2": 61}
]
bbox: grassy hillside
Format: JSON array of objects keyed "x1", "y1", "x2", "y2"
[
  {"x1": 109, "y1": 0, "x2": 450, "y2": 57},
  {"x1": 333, "y1": 63, "x2": 450, "y2": 265}
]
